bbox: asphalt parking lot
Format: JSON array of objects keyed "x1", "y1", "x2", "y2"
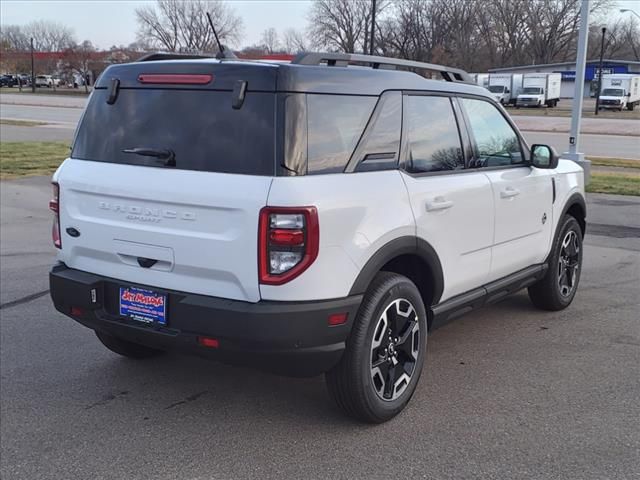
[{"x1": 0, "y1": 176, "x2": 638, "y2": 480}]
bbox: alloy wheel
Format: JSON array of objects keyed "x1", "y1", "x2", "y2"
[
  {"x1": 558, "y1": 230, "x2": 580, "y2": 297},
  {"x1": 370, "y1": 298, "x2": 421, "y2": 402}
]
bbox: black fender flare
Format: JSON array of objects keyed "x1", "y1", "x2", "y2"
[
  {"x1": 348, "y1": 236, "x2": 445, "y2": 305},
  {"x1": 558, "y1": 192, "x2": 586, "y2": 237}
]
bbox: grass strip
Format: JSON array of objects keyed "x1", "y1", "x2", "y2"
[
  {"x1": 0, "y1": 119, "x2": 48, "y2": 127},
  {"x1": 586, "y1": 172, "x2": 640, "y2": 196},
  {"x1": 0, "y1": 141, "x2": 69, "y2": 179},
  {"x1": 588, "y1": 157, "x2": 640, "y2": 169}
]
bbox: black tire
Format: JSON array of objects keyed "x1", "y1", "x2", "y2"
[
  {"x1": 95, "y1": 331, "x2": 164, "y2": 359},
  {"x1": 627, "y1": 103, "x2": 634, "y2": 111},
  {"x1": 528, "y1": 215, "x2": 583, "y2": 311},
  {"x1": 326, "y1": 272, "x2": 428, "y2": 423}
]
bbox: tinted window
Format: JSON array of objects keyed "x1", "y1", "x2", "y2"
[
  {"x1": 307, "y1": 94, "x2": 376, "y2": 174},
  {"x1": 72, "y1": 89, "x2": 275, "y2": 175},
  {"x1": 461, "y1": 98, "x2": 523, "y2": 167},
  {"x1": 403, "y1": 95, "x2": 464, "y2": 173},
  {"x1": 351, "y1": 91, "x2": 402, "y2": 172}
]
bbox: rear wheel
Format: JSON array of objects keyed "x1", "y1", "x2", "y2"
[
  {"x1": 95, "y1": 331, "x2": 164, "y2": 359},
  {"x1": 528, "y1": 215, "x2": 583, "y2": 311},
  {"x1": 326, "y1": 272, "x2": 427, "y2": 423}
]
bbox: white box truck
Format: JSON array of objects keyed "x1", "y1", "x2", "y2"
[
  {"x1": 473, "y1": 73, "x2": 489, "y2": 88},
  {"x1": 487, "y1": 73, "x2": 523, "y2": 106},
  {"x1": 516, "y1": 73, "x2": 562, "y2": 108},
  {"x1": 599, "y1": 74, "x2": 640, "y2": 111}
]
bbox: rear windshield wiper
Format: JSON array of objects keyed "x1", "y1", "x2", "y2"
[{"x1": 122, "y1": 147, "x2": 176, "y2": 167}]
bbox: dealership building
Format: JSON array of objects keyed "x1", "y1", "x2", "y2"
[{"x1": 488, "y1": 59, "x2": 640, "y2": 98}]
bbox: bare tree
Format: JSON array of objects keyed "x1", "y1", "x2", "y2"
[
  {"x1": 587, "y1": 17, "x2": 640, "y2": 61},
  {"x1": 283, "y1": 28, "x2": 308, "y2": 53},
  {"x1": 308, "y1": 0, "x2": 388, "y2": 53},
  {"x1": 1, "y1": 21, "x2": 74, "y2": 52},
  {"x1": 24, "y1": 20, "x2": 75, "y2": 51},
  {"x1": 135, "y1": 0, "x2": 243, "y2": 52},
  {"x1": 260, "y1": 27, "x2": 280, "y2": 54},
  {"x1": 62, "y1": 40, "x2": 97, "y2": 92},
  {"x1": 476, "y1": 0, "x2": 530, "y2": 67},
  {"x1": 0, "y1": 24, "x2": 30, "y2": 51}
]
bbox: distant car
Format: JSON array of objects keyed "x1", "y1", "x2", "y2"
[
  {"x1": 0, "y1": 75, "x2": 17, "y2": 87},
  {"x1": 18, "y1": 74, "x2": 32, "y2": 87},
  {"x1": 35, "y1": 75, "x2": 54, "y2": 88}
]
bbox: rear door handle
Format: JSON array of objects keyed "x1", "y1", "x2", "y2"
[
  {"x1": 500, "y1": 187, "x2": 520, "y2": 199},
  {"x1": 426, "y1": 196, "x2": 454, "y2": 212}
]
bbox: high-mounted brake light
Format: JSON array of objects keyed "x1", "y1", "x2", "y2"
[
  {"x1": 137, "y1": 74, "x2": 213, "y2": 85},
  {"x1": 50, "y1": 182, "x2": 61, "y2": 249},
  {"x1": 259, "y1": 207, "x2": 319, "y2": 285}
]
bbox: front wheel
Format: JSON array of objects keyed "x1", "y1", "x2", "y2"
[
  {"x1": 528, "y1": 215, "x2": 583, "y2": 311},
  {"x1": 326, "y1": 272, "x2": 427, "y2": 423}
]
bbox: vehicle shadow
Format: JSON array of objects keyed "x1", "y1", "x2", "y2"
[{"x1": 79, "y1": 291, "x2": 547, "y2": 427}]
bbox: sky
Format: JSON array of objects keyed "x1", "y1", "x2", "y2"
[
  {"x1": 0, "y1": 0, "x2": 313, "y2": 49},
  {"x1": 0, "y1": 0, "x2": 639, "y2": 50}
]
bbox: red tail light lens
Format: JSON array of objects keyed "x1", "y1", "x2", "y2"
[
  {"x1": 258, "y1": 207, "x2": 319, "y2": 285},
  {"x1": 50, "y1": 182, "x2": 61, "y2": 249},
  {"x1": 137, "y1": 74, "x2": 213, "y2": 85}
]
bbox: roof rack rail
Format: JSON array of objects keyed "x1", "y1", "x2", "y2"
[
  {"x1": 291, "y1": 52, "x2": 473, "y2": 84},
  {"x1": 137, "y1": 52, "x2": 215, "y2": 62}
]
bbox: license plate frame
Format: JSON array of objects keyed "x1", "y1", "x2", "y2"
[{"x1": 119, "y1": 286, "x2": 167, "y2": 325}]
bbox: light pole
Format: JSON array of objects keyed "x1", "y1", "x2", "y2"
[
  {"x1": 30, "y1": 37, "x2": 35, "y2": 93},
  {"x1": 619, "y1": 8, "x2": 640, "y2": 20},
  {"x1": 563, "y1": 0, "x2": 591, "y2": 184},
  {"x1": 594, "y1": 27, "x2": 606, "y2": 115},
  {"x1": 370, "y1": 0, "x2": 376, "y2": 55}
]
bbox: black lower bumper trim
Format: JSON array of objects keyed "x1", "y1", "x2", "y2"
[{"x1": 50, "y1": 264, "x2": 362, "y2": 377}]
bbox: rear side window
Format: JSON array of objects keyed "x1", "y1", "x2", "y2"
[
  {"x1": 306, "y1": 94, "x2": 376, "y2": 174},
  {"x1": 403, "y1": 95, "x2": 464, "y2": 173},
  {"x1": 350, "y1": 91, "x2": 402, "y2": 172},
  {"x1": 460, "y1": 98, "x2": 523, "y2": 167},
  {"x1": 72, "y1": 89, "x2": 275, "y2": 175}
]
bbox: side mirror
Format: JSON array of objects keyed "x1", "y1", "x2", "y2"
[{"x1": 531, "y1": 144, "x2": 559, "y2": 169}]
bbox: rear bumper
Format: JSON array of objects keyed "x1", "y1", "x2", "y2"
[{"x1": 49, "y1": 263, "x2": 362, "y2": 377}]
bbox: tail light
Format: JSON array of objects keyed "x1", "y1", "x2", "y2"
[
  {"x1": 258, "y1": 207, "x2": 319, "y2": 285},
  {"x1": 49, "y1": 182, "x2": 61, "y2": 249}
]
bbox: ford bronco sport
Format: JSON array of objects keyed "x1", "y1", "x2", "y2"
[{"x1": 49, "y1": 52, "x2": 586, "y2": 423}]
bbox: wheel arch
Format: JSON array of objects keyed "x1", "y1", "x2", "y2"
[
  {"x1": 560, "y1": 192, "x2": 586, "y2": 237},
  {"x1": 348, "y1": 237, "x2": 444, "y2": 324}
]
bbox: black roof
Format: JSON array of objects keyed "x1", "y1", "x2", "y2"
[{"x1": 97, "y1": 52, "x2": 490, "y2": 98}]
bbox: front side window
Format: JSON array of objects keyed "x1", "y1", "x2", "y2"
[
  {"x1": 403, "y1": 95, "x2": 464, "y2": 173},
  {"x1": 461, "y1": 97, "x2": 523, "y2": 167}
]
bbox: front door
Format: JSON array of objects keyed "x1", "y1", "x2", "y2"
[
  {"x1": 459, "y1": 97, "x2": 553, "y2": 281},
  {"x1": 401, "y1": 94, "x2": 495, "y2": 302}
]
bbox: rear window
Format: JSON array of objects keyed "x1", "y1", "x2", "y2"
[{"x1": 72, "y1": 89, "x2": 275, "y2": 175}]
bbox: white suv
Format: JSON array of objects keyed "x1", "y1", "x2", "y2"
[{"x1": 49, "y1": 52, "x2": 586, "y2": 423}]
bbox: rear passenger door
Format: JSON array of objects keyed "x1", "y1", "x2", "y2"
[
  {"x1": 400, "y1": 94, "x2": 495, "y2": 302},
  {"x1": 459, "y1": 97, "x2": 553, "y2": 281}
]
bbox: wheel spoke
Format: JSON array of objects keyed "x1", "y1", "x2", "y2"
[
  {"x1": 396, "y1": 319, "x2": 417, "y2": 346},
  {"x1": 371, "y1": 355, "x2": 386, "y2": 369},
  {"x1": 383, "y1": 364, "x2": 397, "y2": 399}
]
